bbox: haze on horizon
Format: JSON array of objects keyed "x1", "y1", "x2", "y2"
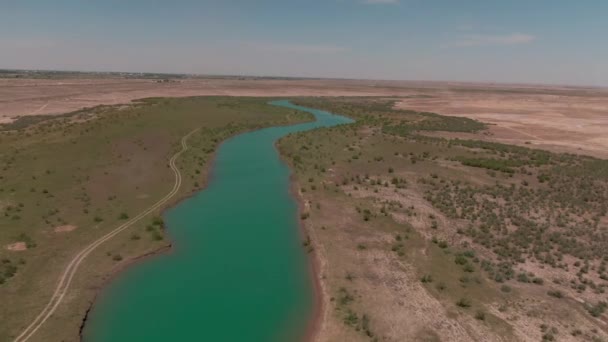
[{"x1": 2, "y1": 0, "x2": 607, "y2": 87}]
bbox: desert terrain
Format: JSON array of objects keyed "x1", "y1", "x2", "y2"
[
  {"x1": 396, "y1": 88, "x2": 608, "y2": 158},
  {"x1": 3, "y1": 73, "x2": 607, "y2": 159},
  {"x1": 279, "y1": 97, "x2": 608, "y2": 342},
  {"x1": 2, "y1": 73, "x2": 608, "y2": 342},
  {"x1": 0, "y1": 76, "x2": 401, "y2": 124}
]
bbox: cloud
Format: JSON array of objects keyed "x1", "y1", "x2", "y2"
[
  {"x1": 449, "y1": 33, "x2": 536, "y2": 47},
  {"x1": 362, "y1": 0, "x2": 399, "y2": 4}
]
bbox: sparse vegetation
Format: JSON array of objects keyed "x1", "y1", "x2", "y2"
[{"x1": 278, "y1": 96, "x2": 608, "y2": 341}]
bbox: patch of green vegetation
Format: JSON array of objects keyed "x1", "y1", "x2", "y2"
[
  {"x1": 458, "y1": 157, "x2": 523, "y2": 174},
  {"x1": 292, "y1": 97, "x2": 486, "y2": 136},
  {"x1": 383, "y1": 111, "x2": 485, "y2": 135},
  {"x1": 586, "y1": 301, "x2": 607, "y2": 318},
  {"x1": 0, "y1": 105, "x2": 107, "y2": 131},
  {"x1": 0, "y1": 96, "x2": 313, "y2": 341}
]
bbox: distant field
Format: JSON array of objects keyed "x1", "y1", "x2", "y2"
[
  {"x1": 3, "y1": 73, "x2": 607, "y2": 161},
  {"x1": 278, "y1": 97, "x2": 608, "y2": 342},
  {"x1": 395, "y1": 89, "x2": 608, "y2": 159},
  {"x1": 0, "y1": 97, "x2": 312, "y2": 341}
]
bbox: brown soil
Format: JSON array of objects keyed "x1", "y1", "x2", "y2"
[
  {"x1": 396, "y1": 89, "x2": 608, "y2": 158},
  {"x1": 53, "y1": 225, "x2": 77, "y2": 233},
  {"x1": 6, "y1": 242, "x2": 27, "y2": 251},
  {"x1": 4, "y1": 77, "x2": 605, "y2": 126},
  {"x1": 0, "y1": 77, "x2": 416, "y2": 123}
]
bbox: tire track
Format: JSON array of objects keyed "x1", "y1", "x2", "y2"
[{"x1": 13, "y1": 128, "x2": 200, "y2": 342}]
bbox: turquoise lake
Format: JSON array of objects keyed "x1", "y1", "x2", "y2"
[{"x1": 82, "y1": 100, "x2": 353, "y2": 341}]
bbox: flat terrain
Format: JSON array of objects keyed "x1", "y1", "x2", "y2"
[
  {"x1": 396, "y1": 87, "x2": 608, "y2": 158},
  {"x1": 0, "y1": 77, "x2": 402, "y2": 124},
  {"x1": 3, "y1": 74, "x2": 606, "y2": 159},
  {"x1": 279, "y1": 97, "x2": 608, "y2": 342},
  {"x1": 2, "y1": 74, "x2": 608, "y2": 342}
]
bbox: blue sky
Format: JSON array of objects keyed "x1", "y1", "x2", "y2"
[{"x1": 2, "y1": 0, "x2": 607, "y2": 86}]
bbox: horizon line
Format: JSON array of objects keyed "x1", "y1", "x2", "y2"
[{"x1": 1, "y1": 67, "x2": 606, "y2": 90}]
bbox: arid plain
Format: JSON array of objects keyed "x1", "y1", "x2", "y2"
[
  {"x1": 3, "y1": 76, "x2": 607, "y2": 158},
  {"x1": 2, "y1": 74, "x2": 608, "y2": 342}
]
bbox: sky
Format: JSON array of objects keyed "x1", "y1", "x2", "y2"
[{"x1": 1, "y1": 0, "x2": 608, "y2": 86}]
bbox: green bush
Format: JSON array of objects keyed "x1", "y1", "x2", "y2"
[
  {"x1": 456, "y1": 298, "x2": 472, "y2": 308},
  {"x1": 547, "y1": 290, "x2": 563, "y2": 298},
  {"x1": 420, "y1": 274, "x2": 433, "y2": 283}
]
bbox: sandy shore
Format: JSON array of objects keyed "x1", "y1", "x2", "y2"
[{"x1": 287, "y1": 168, "x2": 326, "y2": 342}]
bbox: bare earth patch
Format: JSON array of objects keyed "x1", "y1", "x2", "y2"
[
  {"x1": 5, "y1": 242, "x2": 27, "y2": 251},
  {"x1": 396, "y1": 88, "x2": 608, "y2": 158},
  {"x1": 54, "y1": 225, "x2": 77, "y2": 233},
  {"x1": 0, "y1": 78, "x2": 418, "y2": 123}
]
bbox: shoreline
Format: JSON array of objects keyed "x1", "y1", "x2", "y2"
[
  {"x1": 77, "y1": 110, "x2": 318, "y2": 340},
  {"x1": 278, "y1": 139, "x2": 326, "y2": 342},
  {"x1": 78, "y1": 243, "x2": 173, "y2": 340},
  {"x1": 291, "y1": 177, "x2": 326, "y2": 342},
  {"x1": 77, "y1": 132, "x2": 222, "y2": 341}
]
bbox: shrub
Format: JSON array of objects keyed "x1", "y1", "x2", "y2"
[
  {"x1": 586, "y1": 301, "x2": 607, "y2": 317},
  {"x1": 455, "y1": 255, "x2": 468, "y2": 265},
  {"x1": 547, "y1": 290, "x2": 563, "y2": 298},
  {"x1": 456, "y1": 298, "x2": 472, "y2": 308},
  {"x1": 152, "y1": 216, "x2": 164, "y2": 226},
  {"x1": 344, "y1": 310, "x2": 358, "y2": 326},
  {"x1": 338, "y1": 287, "x2": 354, "y2": 306},
  {"x1": 532, "y1": 277, "x2": 544, "y2": 285},
  {"x1": 516, "y1": 273, "x2": 530, "y2": 283},
  {"x1": 420, "y1": 274, "x2": 433, "y2": 283},
  {"x1": 463, "y1": 264, "x2": 475, "y2": 273}
]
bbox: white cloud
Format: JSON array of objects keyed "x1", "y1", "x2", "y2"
[
  {"x1": 449, "y1": 33, "x2": 536, "y2": 47},
  {"x1": 362, "y1": 0, "x2": 399, "y2": 4}
]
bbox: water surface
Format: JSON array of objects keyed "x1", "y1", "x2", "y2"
[{"x1": 83, "y1": 100, "x2": 353, "y2": 341}]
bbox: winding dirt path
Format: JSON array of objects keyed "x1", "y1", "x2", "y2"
[{"x1": 13, "y1": 128, "x2": 200, "y2": 342}]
